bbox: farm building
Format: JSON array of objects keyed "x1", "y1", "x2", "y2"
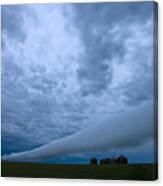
[{"x1": 90, "y1": 157, "x2": 98, "y2": 165}]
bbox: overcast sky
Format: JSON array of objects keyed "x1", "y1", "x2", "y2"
[{"x1": 1, "y1": 2, "x2": 156, "y2": 163}]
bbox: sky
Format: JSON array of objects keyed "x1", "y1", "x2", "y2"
[{"x1": 1, "y1": 2, "x2": 156, "y2": 163}]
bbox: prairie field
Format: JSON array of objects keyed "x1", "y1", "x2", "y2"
[{"x1": 1, "y1": 161, "x2": 157, "y2": 180}]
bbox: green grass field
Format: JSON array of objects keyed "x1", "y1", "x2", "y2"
[{"x1": 1, "y1": 161, "x2": 157, "y2": 180}]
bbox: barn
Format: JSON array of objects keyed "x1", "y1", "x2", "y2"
[
  {"x1": 90, "y1": 157, "x2": 98, "y2": 165},
  {"x1": 116, "y1": 155, "x2": 128, "y2": 164},
  {"x1": 99, "y1": 155, "x2": 128, "y2": 165}
]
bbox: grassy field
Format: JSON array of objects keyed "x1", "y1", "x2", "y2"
[{"x1": 1, "y1": 161, "x2": 157, "y2": 180}]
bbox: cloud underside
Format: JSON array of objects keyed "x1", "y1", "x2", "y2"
[
  {"x1": 2, "y1": 101, "x2": 154, "y2": 161},
  {"x1": 2, "y1": 2, "x2": 155, "y2": 156}
]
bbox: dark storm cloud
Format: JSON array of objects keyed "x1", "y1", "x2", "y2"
[
  {"x1": 123, "y1": 75, "x2": 153, "y2": 105},
  {"x1": 74, "y1": 2, "x2": 152, "y2": 26},
  {"x1": 1, "y1": 4, "x2": 87, "y2": 146},
  {"x1": 2, "y1": 2, "x2": 155, "y2": 159},
  {"x1": 77, "y1": 60, "x2": 112, "y2": 96},
  {"x1": 73, "y1": 2, "x2": 153, "y2": 96}
]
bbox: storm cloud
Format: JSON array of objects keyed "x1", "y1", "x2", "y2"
[
  {"x1": 1, "y1": 2, "x2": 156, "y2": 161},
  {"x1": 2, "y1": 101, "x2": 154, "y2": 161},
  {"x1": 74, "y1": 2, "x2": 153, "y2": 96}
]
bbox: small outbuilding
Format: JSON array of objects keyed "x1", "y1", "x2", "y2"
[
  {"x1": 100, "y1": 158, "x2": 115, "y2": 165},
  {"x1": 90, "y1": 157, "x2": 98, "y2": 165},
  {"x1": 99, "y1": 155, "x2": 128, "y2": 165},
  {"x1": 116, "y1": 155, "x2": 128, "y2": 164}
]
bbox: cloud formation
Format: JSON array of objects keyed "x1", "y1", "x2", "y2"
[
  {"x1": 74, "y1": 2, "x2": 153, "y2": 96},
  {"x1": 2, "y1": 101, "x2": 154, "y2": 161},
  {"x1": 2, "y1": 2, "x2": 155, "y2": 160}
]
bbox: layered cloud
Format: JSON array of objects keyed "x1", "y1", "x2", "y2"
[
  {"x1": 2, "y1": 101, "x2": 154, "y2": 161},
  {"x1": 1, "y1": 2, "x2": 155, "y2": 158}
]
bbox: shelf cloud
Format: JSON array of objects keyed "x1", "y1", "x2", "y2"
[
  {"x1": 2, "y1": 101, "x2": 154, "y2": 161},
  {"x1": 2, "y1": 2, "x2": 155, "y2": 161}
]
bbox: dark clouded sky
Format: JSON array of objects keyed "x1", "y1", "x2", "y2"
[{"x1": 1, "y1": 2, "x2": 156, "y2": 163}]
